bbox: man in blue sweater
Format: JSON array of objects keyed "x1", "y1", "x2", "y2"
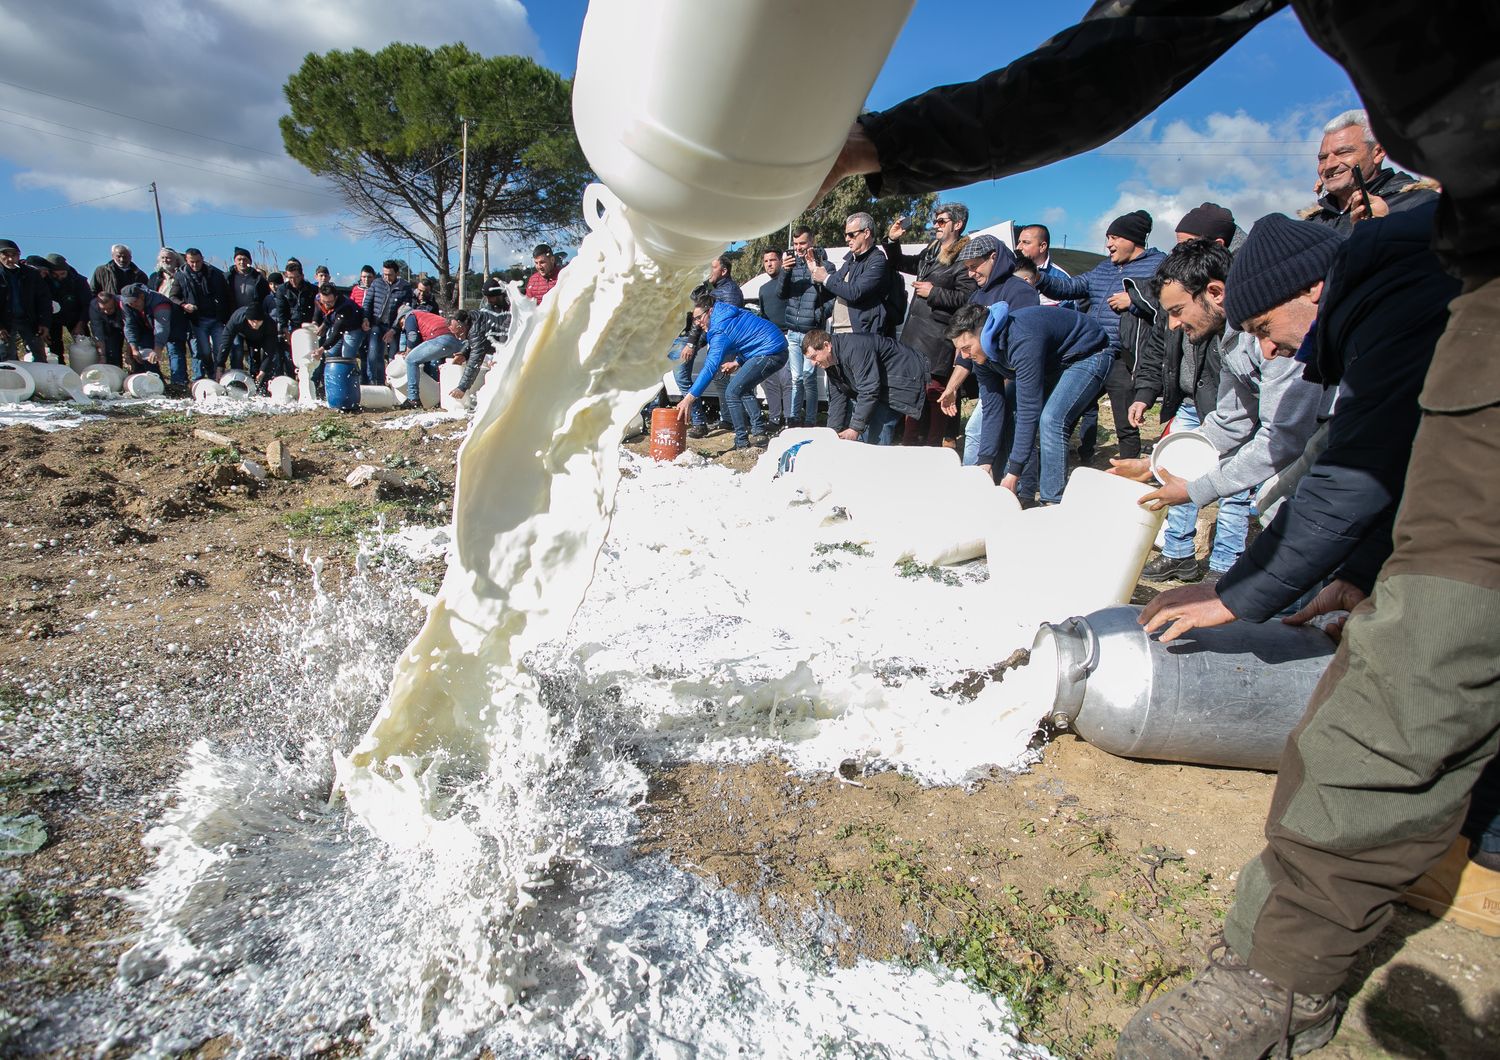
[
  {"x1": 676, "y1": 295, "x2": 788, "y2": 450},
  {"x1": 1036, "y1": 209, "x2": 1166, "y2": 460},
  {"x1": 945, "y1": 301, "x2": 1112, "y2": 502}
]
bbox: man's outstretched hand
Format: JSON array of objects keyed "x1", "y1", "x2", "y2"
[
  {"x1": 811, "y1": 122, "x2": 880, "y2": 207},
  {"x1": 1139, "y1": 582, "x2": 1236, "y2": 643}
]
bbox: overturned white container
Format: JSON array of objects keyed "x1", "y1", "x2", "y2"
[
  {"x1": 266, "y1": 376, "x2": 299, "y2": 405},
  {"x1": 359, "y1": 385, "x2": 397, "y2": 411},
  {"x1": 219, "y1": 369, "x2": 253, "y2": 400},
  {"x1": 1151, "y1": 428, "x2": 1219, "y2": 483},
  {"x1": 21, "y1": 361, "x2": 87, "y2": 401},
  {"x1": 0, "y1": 363, "x2": 36, "y2": 403},
  {"x1": 67, "y1": 336, "x2": 99, "y2": 372},
  {"x1": 291, "y1": 325, "x2": 322, "y2": 406},
  {"x1": 1059, "y1": 468, "x2": 1163, "y2": 607},
  {"x1": 124, "y1": 372, "x2": 165, "y2": 398},
  {"x1": 389, "y1": 354, "x2": 439, "y2": 408},
  {"x1": 193, "y1": 378, "x2": 228, "y2": 402},
  {"x1": 438, "y1": 362, "x2": 485, "y2": 413},
  {"x1": 572, "y1": 0, "x2": 915, "y2": 266},
  {"x1": 80, "y1": 363, "x2": 128, "y2": 393}
]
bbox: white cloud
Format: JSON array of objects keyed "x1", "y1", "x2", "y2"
[
  {"x1": 1080, "y1": 107, "x2": 1336, "y2": 251},
  {"x1": 1038, "y1": 205, "x2": 1068, "y2": 225},
  {"x1": 0, "y1": 1, "x2": 541, "y2": 237}
]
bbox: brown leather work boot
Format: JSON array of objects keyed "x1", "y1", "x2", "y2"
[{"x1": 1116, "y1": 939, "x2": 1343, "y2": 1059}]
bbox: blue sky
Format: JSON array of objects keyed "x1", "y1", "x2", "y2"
[{"x1": 0, "y1": 1, "x2": 1360, "y2": 280}]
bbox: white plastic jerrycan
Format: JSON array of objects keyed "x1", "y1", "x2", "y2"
[{"x1": 572, "y1": 0, "x2": 915, "y2": 265}]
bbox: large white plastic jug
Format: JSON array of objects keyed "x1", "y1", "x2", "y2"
[
  {"x1": 22, "y1": 361, "x2": 87, "y2": 401},
  {"x1": 1059, "y1": 468, "x2": 1164, "y2": 607},
  {"x1": 80, "y1": 363, "x2": 127, "y2": 394},
  {"x1": 68, "y1": 336, "x2": 99, "y2": 372},
  {"x1": 572, "y1": 0, "x2": 915, "y2": 264},
  {"x1": 0, "y1": 363, "x2": 35, "y2": 403}
]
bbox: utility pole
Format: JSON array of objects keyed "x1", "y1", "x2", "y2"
[
  {"x1": 150, "y1": 182, "x2": 165, "y2": 248},
  {"x1": 482, "y1": 230, "x2": 490, "y2": 286},
  {"x1": 457, "y1": 117, "x2": 469, "y2": 308}
]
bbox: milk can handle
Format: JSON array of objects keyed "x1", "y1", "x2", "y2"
[{"x1": 1066, "y1": 615, "x2": 1100, "y2": 681}]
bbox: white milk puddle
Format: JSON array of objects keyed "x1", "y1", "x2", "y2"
[{"x1": 71, "y1": 189, "x2": 1057, "y2": 1057}]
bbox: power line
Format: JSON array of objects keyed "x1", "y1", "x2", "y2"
[
  {"x1": 0, "y1": 76, "x2": 287, "y2": 158},
  {"x1": 0, "y1": 106, "x2": 335, "y2": 196},
  {"x1": 0, "y1": 115, "x2": 340, "y2": 199},
  {"x1": 0, "y1": 184, "x2": 150, "y2": 219}
]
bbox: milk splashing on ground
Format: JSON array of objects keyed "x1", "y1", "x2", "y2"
[{"x1": 99, "y1": 189, "x2": 1054, "y2": 1057}]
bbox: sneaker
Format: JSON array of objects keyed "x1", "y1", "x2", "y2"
[
  {"x1": 1116, "y1": 939, "x2": 1343, "y2": 1059},
  {"x1": 1141, "y1": 553, "x2": 1202, "y2": 583},
  {"x1": 686, "y1": 424, "x2": 709, "y2": 440},
  {"x1": 396, "y1": 398, "x2": 420, "y2": 411},
  {"x1": 1400, "y1": 837, "x2": 1500, "y2": 937},
  {"x1": 748, "y1": 433, "x2": 770, "y2": 449},
  {"x1": 1203, "y1": 567, "x2": 1227, "y2": 585}
]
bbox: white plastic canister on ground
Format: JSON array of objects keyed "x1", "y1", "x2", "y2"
[
  {"x1": 124, "y1": 372, "x2": 166, "y2": 398},
  {"x1": 0, "y1": 363, "x2": 36, "y2": 402},
  {"x1": 359, "y1": 385, "x2": 396, "y2": 411},
  {"x1": 266, "y1": 376, "x2": 298, "y2": 404},
  {"x1": 67, "y1": 337, "x2": 99, "y2": 372},
  {"x1": 219, "y1": 369, "x2": 253, "y2": 399},
  {"x1": 80, "y1": 363, "x2": 127, "y2": 393},
  {"x1": 21, "y1": 361, "x2": 87, "y2": 401},
  {"x1": 193, "y1": 378, "x2": 227, "y2": 402},
  {"x1": 572, "y1": 0, "x2": 915, "y2": 265}
]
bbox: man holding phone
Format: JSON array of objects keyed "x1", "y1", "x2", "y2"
[{"x1": 1306, "y1": 109, "x2": 1438, "y2": 233}]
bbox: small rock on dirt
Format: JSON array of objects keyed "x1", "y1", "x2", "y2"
[
  {"x1": 346, "y1": 464, "x2": 404, "y2": 489},
  {"x1": 193, "y1": 429, "x2": 235, "y2": 447},
  {"x1": 267, "y1": 440, "x2": 293, "y2": 479},
  {"x1": 240, "y1": 459, "x2": 268, "y2": 483}
]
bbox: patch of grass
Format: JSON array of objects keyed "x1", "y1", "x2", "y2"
[
  {"x1": 309, "y1": 418, "x2": 356, "y2": 445},
  {"x1": 155, "y1": 411, "x2": 195, "y2": 425},
  {"x1": 201, "y1": 445, "x2": 241, "y2": 466},
  {"x1": 0, "y1": 888, "x2": 70, "y2": 939},
  {"x1": 812, "y1": 541, "x2": 872, "y2": 558},
  {"x1": 283, "y1": 500, "x2": 397, "y2": 540},
  {"x1": 896, "y1": 559, "x2": 961, "y2": 587}
]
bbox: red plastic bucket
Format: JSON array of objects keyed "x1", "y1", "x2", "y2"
[{"x1": 650, "y1": 406, "x2": 686, "y2": 461}]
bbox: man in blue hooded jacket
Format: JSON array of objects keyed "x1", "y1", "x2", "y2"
[
  {"x1": 676, "y1": 296, "x2": 788, "y2": 450},
  {"x1": 945, "y1": 301, "x2": 1112, "y2": 502}
]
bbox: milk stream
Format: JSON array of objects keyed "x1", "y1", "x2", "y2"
[{"x1": 64, "y1": 189, "x2": 1058, "y2": 1057}]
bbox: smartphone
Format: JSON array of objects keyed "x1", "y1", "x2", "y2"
[{"x1": 1351, "y1": 164, "x2": 1373, "y2": 214}]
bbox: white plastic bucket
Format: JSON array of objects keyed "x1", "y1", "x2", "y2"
[
  {"x1": 124, "y1": 372, "x2": 166, "y2": 398},
  {"x1": 1059, "y1": 467, "x2": 1164, "y2": 608},
  {"x1": 267, "y1": 376, "x2": 298, "y2": 404},
  {"x1": 389, "y1": 355, "x2": 439, "y2": 408},
  {"x1": 438, "y1": 362, "x2": 472, "y2": 413},
  {"x1": 573, "y1": 0, "x2": 915, "y2": 264},
  {"x1": 80, "y1": 363, "x2": 128, "y2": 393},
  {"x1": 359, "y1": 384, "x2": 397, "y2": 410},
  {"x1": 219, "y1": 369, "x2": 253, "y2": 400},
  {"x1": 1150, "y1": 429, "x2": 1219, "y2": 483},
  {"x1": 67, "y1": 337, "x2": 99, "y2": 372},
  {"x1": 0, "y1": 363, "x2": 36, "y2": 403},
  {"x1": 193, "y1": 378, "x2": 228, "y2": 401},
  {"x1": 21, "y1": 361, "x2": 87, "y2": 401}
]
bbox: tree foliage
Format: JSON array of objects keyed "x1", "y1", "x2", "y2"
[
  {"x1": 281, "y1": 44, "x2": 591, "y2": 293},
  {"x1": 729, "y1": 177, "x2": 938, "y2": 283}
]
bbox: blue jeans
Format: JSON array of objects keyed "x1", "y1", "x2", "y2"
[
  {"x1": 673, "y1": 346, "x2": 710, "y2": 427},
  {"x1": 406, "y1": 334, "x2": 461, "y2": 399},
  {"x1": 1037, "y1": 349, "x2": 1112, "y2": 503},
  {"x1": 365, "y1": 325, "x2": 394, "y2": 385},
  {"x1": 1467, "y1": 757, "x2": 1500, "y2": 859},
  {"x1": 786, "y1": 330, "x2": 820, "y2": 426},
  {"x1": 724, "y1": 351, "x2": 788, "y2": 446},
  {"x1": 860, "y1": 401, "x2": 906, "y2": 445},
  {"x1": 189, "y1": 318, "x2": 225, "y2": 378},
  {"x1": 164, "y1": 340, "x2": 189, "y2": 385},
  {"x1": 963, "y1": 399, "x2": 984, "y2": 467},
  {"x1": 1160, "y1": 401, "x2": 1251, "y2": 572}
]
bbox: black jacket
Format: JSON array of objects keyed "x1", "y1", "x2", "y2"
[
  {"x1": 824, "y1": 333, "x2": 927, "y2": 433},
  {"x1": 2, "y1": 262, "x2": 52, "y2": 329},
  {"x1": 274, "y1": 278, "x2": 318, "y2": 332},
  {"x1": 777, "y1": 248, "x2": 833, "y2": 333},
  {"x1": 176, "y1": 263, "x2": 232, "y2": 323},
  {"x1": 87, "y1": 300, "x2": 126, "y2": 360},
  {"x1": 314, "y1": 295, "x2": 365, "y2": 351},
  {"x1": 90, "y1": 259, "x2": 149, "y2": 296},
  {"x1": 1302, "y1": 166, "x2": 1440, "y2": 237},
  {"x1": 756, "y1": 271, "x2": 789, "y2": 329},
  {"x1": 820, "y1": 246, "x2": 889, "y2": 336},
  {"x1": 223, "y1": 306, "x2": 279, "y2": 355},
  {"x1": 884, "y1": 236, "x2": 978, "y2": 377},
  {"x1": 228, "y1": 266, "x2": 270, "y2": 314},
  {"x1": 1216, "y1": 203, "x2": 1460, "y2": 621},
  {"x1": 47, "y1": 268, "x2": 93, "y2": 331},
  {"x1": 856, "y1": 0, "x2": 1498, "y2": 278},
  {"x1": 1133, "y1": 324, "x2": 1224, "y2": 424}
]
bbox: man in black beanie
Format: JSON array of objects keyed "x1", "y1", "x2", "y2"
[
  {"x1": 1032, "y1": 208, "x2": 1165, "y2": 460},
  {"x1": 1174, "y1": 202, "x2": 1238, "y2": 248}
]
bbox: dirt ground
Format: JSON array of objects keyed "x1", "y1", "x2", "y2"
[{"x1": 1, "y1": 403, "x2": 1495, "y2": 1058}]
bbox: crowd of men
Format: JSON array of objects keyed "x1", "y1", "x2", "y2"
[
  {"x1": 0, "y1": 239, "x2": 570, "y2": 407},
  {"x1": 669, "y1": 90, "x2": 1497, "y2": 1057}
]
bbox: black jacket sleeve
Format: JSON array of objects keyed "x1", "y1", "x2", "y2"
[
  {"x1": 1133, "y1": 321, "x2": 1168, "y2": 405},
  {"x1": 858, "y1": 0, "x2": 1283, "y2": 195}
]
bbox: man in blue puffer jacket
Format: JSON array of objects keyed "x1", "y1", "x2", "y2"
[{"x1": 1036, "y1": 210, "x2": 1165, "y2": 459}]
